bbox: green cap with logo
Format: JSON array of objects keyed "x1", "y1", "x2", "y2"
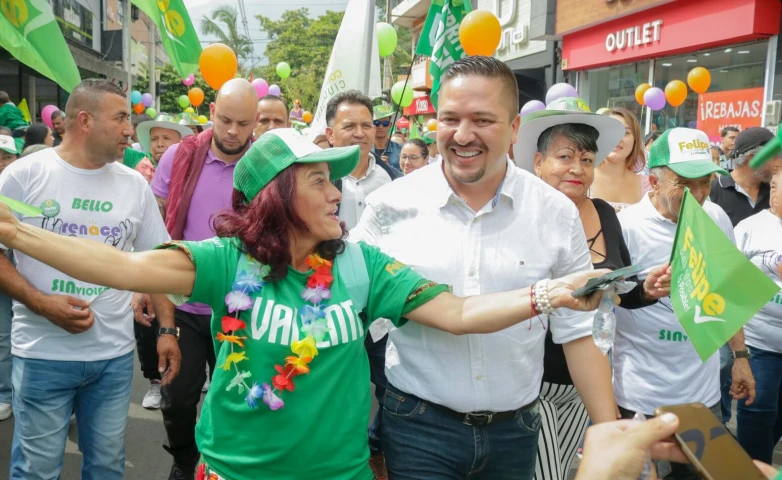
[
  {"x1": 234, "y1": 128, "x2": 360, "y2": 201},
  {"x1": 373, "y1": 104, "x2": 395, "y2": 120},
  {"x1": 0, "y1": 135, "x2": 18, "y2": 155},
  {"x1": 649, "y1": 128, "x2": 728, "y2": 178}
]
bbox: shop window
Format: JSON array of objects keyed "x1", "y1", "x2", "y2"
[
  {"x1": 651, "y1": 41, "x2": 767, "y2": 142},
  {"x1": 578, "y1": 61, "x2": 649, "y2": 118}
]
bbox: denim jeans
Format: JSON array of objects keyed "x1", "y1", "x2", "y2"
[
  {"x1": 737, "y1": 346, "x2": 782, "y2": 464},
  {"x1": 719, "y1": 344, "x2": 734, "y2": 423},
  {"x1": 0, "y1": 291, "x2": 12, "y2": 405},
  {"x1": 366, "y1": 332, "x2": 388, "y2": 455},
  {"x1": 10, "y1": 351, "x2": 134, "y2": 480},
  {"x1": 381, "y1": 382, "x2": 541, "y2": 479}
]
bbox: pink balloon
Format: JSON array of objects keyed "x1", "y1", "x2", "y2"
[
  {"x1": 643, "y1": 87, "x2": 666, "y2": 111},
  {"x1": 252, "y1": 78, "x2": 269, "y2": 98},
  {"x1": 182, "y1": 74, "x2": 195, "y2": 87},
  {"x1": 41, "y1": 104, "x2": 58, "y2": 128}
]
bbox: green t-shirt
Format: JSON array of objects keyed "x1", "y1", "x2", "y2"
[{"x1": 161, "y1": 237, "x2": 448, "y2": 480}]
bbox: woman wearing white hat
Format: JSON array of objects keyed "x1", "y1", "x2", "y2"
[{"x1": 518, "y1": 97, "x2": 672, "y2": 480}]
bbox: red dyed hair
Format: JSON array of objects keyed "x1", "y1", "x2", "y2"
[{"x1": 213, "y1": 164, "x2": 348, "y2": 281}]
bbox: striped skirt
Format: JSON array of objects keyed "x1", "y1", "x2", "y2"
[{"x1": 533, "y1": 382, "x2": 590, "y2": 480}]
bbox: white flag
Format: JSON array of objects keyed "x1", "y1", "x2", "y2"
[{"x1": 308, "y1": 0, "x2": 381, "y2": 140}]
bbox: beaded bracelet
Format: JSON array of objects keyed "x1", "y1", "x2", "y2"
[{"x1": 532, "y1": 279, "x2": 554, "y2": 315}]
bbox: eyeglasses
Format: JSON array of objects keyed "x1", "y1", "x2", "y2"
[
  {"x1": 400, "y1": 155, "x2": 423, "y2": 161},
  {"x1": 373, "y1": 120, "x2": 390, "y2": 127}
]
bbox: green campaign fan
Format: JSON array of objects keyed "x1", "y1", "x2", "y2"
[{"x1": 0, "y1": 195, "x2": 42, "y2": 217}]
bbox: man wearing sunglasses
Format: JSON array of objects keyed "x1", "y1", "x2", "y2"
[{"x1": 371, "y1": 104, "x2": 402, "y2": 170}]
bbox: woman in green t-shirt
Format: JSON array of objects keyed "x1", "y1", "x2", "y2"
[{"x1": 0, "y1": 129, "x2": 612, "y2": 480}]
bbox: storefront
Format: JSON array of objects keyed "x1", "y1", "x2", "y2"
[
  {"x1": 403, "y1": 91, "x2": 437, "y2": 136},
  {"x1": 559, "y1": 0, "x2": 781, "y2": 141}
]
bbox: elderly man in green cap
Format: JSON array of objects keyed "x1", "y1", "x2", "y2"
[{"x1": 371, "y1": 104, "x2": 402, "y2": 170}]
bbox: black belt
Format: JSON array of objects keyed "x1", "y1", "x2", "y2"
[{"x1": 429, "y1": 399, "x2": 538, "y2": 427}]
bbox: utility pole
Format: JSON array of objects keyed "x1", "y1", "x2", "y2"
[
  {"x1": 148, "y1": 19, "x2": 156, "y2": 110},
  {"x1": 123, "y1": 0, "x2": 132, "y2": 109}
]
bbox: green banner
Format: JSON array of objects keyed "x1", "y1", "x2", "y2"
[
  {"x1": 416, "y1": 0, "x2": 471, "y2": 108},
  {"x1": 0, "y1": 0, "x2": 81, "y2": 92},
  {"x1": 132, "y1": 0, "x2": 201, "y2": 78},
  {"x1": 670, "y1": 189, "x2": 778, "y2": 361}
]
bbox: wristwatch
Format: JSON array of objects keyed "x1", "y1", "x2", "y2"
[
  {"x1": 159, "y1": 327, "x2": 180, "y2": 340},
  {"x1": 731, "y1": 349, "x2": 751, "y2": 360}
]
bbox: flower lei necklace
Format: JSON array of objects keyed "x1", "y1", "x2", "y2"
[{"x1": 217, "y1": 252, "x2": 335, "y2": 411}]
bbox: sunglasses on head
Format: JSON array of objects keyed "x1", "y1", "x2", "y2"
[{"x1": 373, "y1": 120, "x2": 390, "y2": 127}]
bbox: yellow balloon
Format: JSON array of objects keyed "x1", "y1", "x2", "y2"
[{"x1": 184, "y1": 107, "x2": 195, "y2": 113}]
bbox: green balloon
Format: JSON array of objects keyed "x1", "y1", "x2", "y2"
[
  {"x1": 178, "y1": 95, "x2": 190, "y2": 109},
  {"x1": 391, "y1": 81, "x2": 413, "y2": 108},
  {"x1": 276, "y1": 62, "x2": 291, "y2": 80},
  {"x1": 376, "y1": 23, "x2": 398, "y2": 58},
  {"x1": 145, "y1": 107, "x2": 157, "y2": 117}
]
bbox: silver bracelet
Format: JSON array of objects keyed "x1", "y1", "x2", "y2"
[{"x1": 533, "y1": 279, "x2": 554, "y2": 315}]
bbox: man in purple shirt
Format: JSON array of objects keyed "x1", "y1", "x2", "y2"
[{"x1": 149, "y1": 79, "x2": 261, "y2": 480}]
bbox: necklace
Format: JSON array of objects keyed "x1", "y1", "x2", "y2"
[{"x1": 217, "y1": 252, "x2": 335, "y2": 411}]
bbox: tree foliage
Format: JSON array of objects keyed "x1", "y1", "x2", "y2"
[
  {"x1": 200, "y1": 6, "x2": 254, "y2": 71},
  {"x1": 133, "y1": 63, "x2": 217, "y2": 116}
]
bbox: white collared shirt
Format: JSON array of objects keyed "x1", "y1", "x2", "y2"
[
  {"x1": 352, "y1": 159, "x2": 594, "y2": 413},
  {"x1": 614, "y1": 194, "x2": 734, "y2": 415},
  {"x1": 339, "y1": 155, "x2": 392, "y2": 229}
]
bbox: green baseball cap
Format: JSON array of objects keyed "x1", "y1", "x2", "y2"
[
  {"x1": 0, "y1": 135, "x2": 17, "y2": 155},
  {"x1": 136, "y1": 114, "x2": 194, "y2": 154},
  {"x1": 373, "y1": 104, "x2": 395, "y2": 120},
  {"x1": 234, "y1": 128, "x2": 360, "y2": 201},
  {"x1": 514, "y1": 97, "x2": 625, "y2": 173},
  {"x1": 423, "y1": 130, "x2": 437, "y2": 144},
  {"x1": 648, "y1": 128, "x2": 728, "y2": 178}
]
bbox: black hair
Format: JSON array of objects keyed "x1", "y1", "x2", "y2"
[
  {"x1": 23, "y1": 124, "x2": 50, "y2": 147},
  {"x1": 721, "y1": 126, "x2": 740, "y2": 137},
  {"x1": 404, "y1": 138, "x2": 429, "y2": 158},
  {"x1": 440, "y1": 56, "x2": 519, "y2": 119},
  {"x1": 537, "y1": 124, "x2": 599, "y2": 155},
  {"x1": 326, "y1": 90, "x2": 373, "y2": 127},
  {"x1": 259, "y1": 95, "x2": 289, "y2": 117}
]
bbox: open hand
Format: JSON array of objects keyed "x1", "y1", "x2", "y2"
[
  {"x1": 643, "y1": 262, "x2": 672, "y2": 300},
  {"x1": 549, "y1": 269, "x2": 617, "y2": 311}
]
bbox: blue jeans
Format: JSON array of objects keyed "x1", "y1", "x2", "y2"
[
  {"x1": 381, "y1": 382, "x2": 541, "y2": 479},
  {"x1": 0, "y1": 291, "x2": 12, "y2": 404},
  {"x1": 737, "y1": 346, "x2": 782, "y2": 464},
  {"x1": 719, "y1": 344, "x2": 734, "y2": 423},
  {"x1": 366, "y1": 332, "x2": 388, "y2": 455},
  {"x1": 10, "y1": 351, "x2": 134, "y2": 480}
]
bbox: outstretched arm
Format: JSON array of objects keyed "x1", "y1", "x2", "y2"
[{"x1": 0, "y1": 206, "x2": 195, "y2": 296}]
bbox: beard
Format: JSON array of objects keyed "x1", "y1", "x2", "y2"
[{"x1": 214, "y1": 131, "x2": 250, "y2": 155}]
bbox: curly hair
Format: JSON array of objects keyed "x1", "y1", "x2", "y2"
[{"x1": 213, "y1": 164, "x2": 347, "y2": 281}]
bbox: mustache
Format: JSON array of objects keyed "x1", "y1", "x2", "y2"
[{"x1": 445, "y1": 140, "x2": 488, "y2": 151}]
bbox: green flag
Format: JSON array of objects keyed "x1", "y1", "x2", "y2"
[
  {"x1": 416, "y1": 0, "x2": 472, "y2": 108},
  {"x1": 132, "y1": 0, "x2": 201, "y2": 78},
  {"x1": 670, "y1": 189, "x2": 778, "y2": 361},
  {"x1": 0, "y1": 0, "x2": 80, "y2": 91}
]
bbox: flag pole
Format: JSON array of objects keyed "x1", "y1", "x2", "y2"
[
  {"x1": 362, "y1": 0, "x2": 375, "y2": 94},
  {"x1": 124, "y1": 0, "x2": 132, "y2": 110}
]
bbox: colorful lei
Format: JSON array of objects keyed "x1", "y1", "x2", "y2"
[{"x1": 217, "y1": 253, "x2": 334, "y2": 411}]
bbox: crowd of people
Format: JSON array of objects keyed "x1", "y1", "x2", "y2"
[{"x1": 0, "y1": 55, "x2": 779, "y2": 480}]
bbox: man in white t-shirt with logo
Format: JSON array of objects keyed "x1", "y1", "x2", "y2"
[
  {"x1": 614, "y1": 127, "x2": 756, "y2": 480},
  {"x1": 0, "y1": 79, "x2": 178, "y2": 480}
]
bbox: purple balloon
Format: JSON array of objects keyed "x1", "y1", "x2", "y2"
[
  {"x1": 687, "y1": 120, "x2": 697, "y2": 128},
  {"x1": 520, "y1": 100, "x2": 545, "y2": 116},
  {"x1": 269, "y1": 84, "x2": 281, "y2": 97},
  {"x1": 141, "y1": 93, "x2": 154, "y2": 108},
  {"x1": 252, "y1": 78, "x2": 269, "y2": 98},
  {"x1": 545, "y1": 83, "x2": 578, "y2": 105},
  {"x1": 643, "y1": 87, "x2": 666, "y2": 111}
]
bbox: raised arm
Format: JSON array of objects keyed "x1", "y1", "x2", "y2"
[
  {"x1": 405, "y1": 269, "x2": 611, "y2": 335},
  {"x1": 0, "y1": 205, "x2": 195, "y2": 296}
]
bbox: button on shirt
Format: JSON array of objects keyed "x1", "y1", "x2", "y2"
[
  {"x1": 352, "y1": 159, "x2": 594, "y2": 413},
  {"x1": 615, "y1": 194, "x2": 734, "y2": 415},
  {"x1": 339, "y1": 155, "x2": 392, "y2": 230},
  {"x1": 151, "y1": 143, "x2": 237, "y2": 315},
  {"x1": 709, "y1": 174, "x2": 770, "y2": 227}
]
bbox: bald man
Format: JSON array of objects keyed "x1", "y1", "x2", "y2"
[{"x1": 149, "y1": 78, "x2": 259, "y2": 479}]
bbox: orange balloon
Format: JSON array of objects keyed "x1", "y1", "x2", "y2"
[
  {"x1": 302, "y1": 111, "x2": 313, "y2": 123},
  {"x1": 199, "y1": 43, "x2": 238, "y2": 90},
  {"x1": 426, "y1": 118, "x2": 438, "y2": 131},
  {"x1": 133, "y1": 103, "x2": 145, "y2": 114},
  {"x1": 188, "y1": 87, "x2": 205, "y2": 107},
  {"x1": 687, "y1": 67, "x2": 711, "y2": 94},
  {"x1": 458, "y1": 11, "x2": 501, "y2": 56},
  {"x1": 635, "y1": 83, "x2": 651, "y2": 106},
  {"x1": 664, "y1": 80, "x2": 688, "y2": 107}
]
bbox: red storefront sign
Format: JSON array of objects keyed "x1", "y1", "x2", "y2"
[
  {"x1": 404, "y1": 95, "x2": 436, "y2": 116},
  {"x1": 697, "y1": 88, "x2": 764, "y2": 144},
  {"x1": 561, "y1": 0, "x2": 780, "y2": 70}
]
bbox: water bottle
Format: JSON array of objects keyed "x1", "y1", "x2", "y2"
[
  {"x1": 592, "y1": 284, "x2": 617, "y2": 355},
  {"x1": 633, "y1": 412, "x2": 653, "y2": 480}
]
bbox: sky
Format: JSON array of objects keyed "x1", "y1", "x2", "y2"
[{"x1": 183, "y1": 0, "x2": 350, "y2": 67}]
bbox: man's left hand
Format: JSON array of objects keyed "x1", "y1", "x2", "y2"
[
  {"x1": 642, "y1": 262, "x2": 672, "y2": 301},
  {"x1": 157, "y1": 334, "x2": 181, "y2": 386},
  {"x1": 730, "y1": 358, "x2": 756, "y2": 405}
]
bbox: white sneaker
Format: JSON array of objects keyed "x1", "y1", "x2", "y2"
[
  {"x1": 0, "y1": 403, "x2": 11, "y2": 421},
  {"x1": 142, "y1": 380, "x2": 162, "y2": 409},
  {"x1": 202, "y1": 364, "x2": 210, "y2": 392}
]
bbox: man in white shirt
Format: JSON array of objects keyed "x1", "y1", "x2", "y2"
[
  {"x1": 614, "y1": 127, "x2": 755, "y2": 480},
  {"x1": 352, "y1": 56, "x2": 617, "y2": 479},
  {"x1": 0, "y1": 79, "x2": 178, "y2": 480}
]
